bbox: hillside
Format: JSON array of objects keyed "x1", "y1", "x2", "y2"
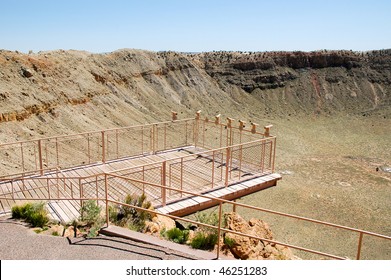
[{"x1": 0, "y1": 49, "x2": 390, "y2": 142}]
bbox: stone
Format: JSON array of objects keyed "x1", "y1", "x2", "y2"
[
  {"x1": 21, "y1": 68, "x2": 33, "y2": 78},
  {"x1": 144, "y1": 214, "x2": 176, "y2": 236},
  {"x1": 223, "y1": 212, "x2": 297, "y2": 260}
]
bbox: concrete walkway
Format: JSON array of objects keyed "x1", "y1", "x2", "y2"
[{"x1": 0, "y1": 215, "x2": 199, "y2": 260}]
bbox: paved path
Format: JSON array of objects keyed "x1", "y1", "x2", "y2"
[{"x1": 0, "y1": 216, "x2": 197, "y2": 260}]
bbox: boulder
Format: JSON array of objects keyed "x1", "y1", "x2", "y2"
[
  {"x1": 144, "y1": 214, "x2": 176, "y2": 236},
  {"x1": 223, "y1": 212, "x2": 297, "y2": 260}
]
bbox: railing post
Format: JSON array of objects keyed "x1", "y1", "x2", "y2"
[
  {"x1": 272, "y1": 137, "x2": 277, "y2": 173},
  {"x1": 216, "y1": 201, "x2": 223, "y2": 260},
  {"x1": 11, "y1": 180, "x2": 14, "y2": 200},
  {"x1": 116, "y1": 129, "x2": 119, "y2": 159},
  {"x1": 38, "y1": 139, "x2": 43, "y2": 175},
  {"x1": 211, "y1": 150, "x2": 215, "y2": 189},
  {"x1": 105, "y1": 174, "x2": 109, "y2": 227},
  {"x1": 356, "y1": 232, "x2": 364, "y2": 260},
  {"x1": 194, "y1": 110, "x2": 201, "y2": 147},
  {"x1": 180, "y1": 158, "x2": 183, "y2": 198},
  {"x1": 20, "y1": 142, "x2": 25, "y2": 175},
  {"x1": 153, "y1": 124, "x2": 157, "y2": 154},
  {"x1": 47, "y1": 178, "x2": 50, "y2": 200},
  {"x1": 161, "y1": 161, "x2": 167, "y2": 206},
  {"x1": 171, "y1": 111, "x2": 178, "y2": 121},
  {"x1": 264, "y1": 125, "x2": 273, "y2": 137},
  {"x1": 225, "y1": 147, "x2": 231, "y2": 187},
  {"x1": 87, "y1": 133, "x2": 91, "y2": 164},
  {"x1": 101, "y1": 131, "x2": 106, "y2": 163},
  {"x1": 79, "y1": 178, "x2": 83, "y2": 212}
]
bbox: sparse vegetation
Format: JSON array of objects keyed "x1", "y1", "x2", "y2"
[
  {"x1": 80, "y1": 200, "x2": 104, "y2": 237},
  {"x1": 11, "y1": 202, "x2": 49, "y2": 228},
  {"x1": 190, "y1": 232, "x2": 218, "y2": 250},
  {"x1": 109, "y1": 193, "x2": 154, "y2": 232},
  {"x1": 223, "y1": 235, "x2": 236, "y2": 249},
  {"x1": 164, "y1": 227, "x2": 189, "y2": 244}
]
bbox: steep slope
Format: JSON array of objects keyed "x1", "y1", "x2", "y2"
[{"x1": 0, "y1": 48, "x2": 390, "y2": 142}]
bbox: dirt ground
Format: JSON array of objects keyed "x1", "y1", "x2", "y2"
[{"x1": 232, "y1": 115, "x2": 391, "y2": 259}]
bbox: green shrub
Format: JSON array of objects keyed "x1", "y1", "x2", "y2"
[
  {"x1": 224, "y1": 235, "x2": 236, "y2": 248},
  {"x1": 194, "y1": 211, "x2": 219, "y2": 229},
  {"x1": 190, "y1": 232, "x2": 218, "y2": 250},
  {"x1": 110, "y1": 193, "x2": 154, "y2": 232},
  {"x1": 80, "y1": 200, "x2": 104, "y2": 237},
  {"x1": 11, "y1": 202, "x2": 49, "y2": 228},
  {"x1": 165, "y1": 228, "x2": 189, "y2": 244},
  {"x1": 80, "y1": 200, "x2": 101, "y2": 226}
]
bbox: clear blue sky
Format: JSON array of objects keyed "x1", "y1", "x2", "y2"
[{"x1": 1, "y1": 0, "x2": 390, "y2": 53}]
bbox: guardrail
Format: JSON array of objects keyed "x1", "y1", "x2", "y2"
[
  {"x1": 1, "y1": 172, "x2": 389, "y2": 260},
  {"x1": 0, "y1": 114, "x2": 275, "y2": 179}
]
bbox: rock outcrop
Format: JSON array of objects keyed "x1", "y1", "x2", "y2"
[{"x1": 223, "y1": 212, "x2": 297, "y2": 260}]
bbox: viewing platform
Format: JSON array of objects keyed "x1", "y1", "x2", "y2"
[{"x1": 0, "y1": 112, "x2": 279, "y2": 222}]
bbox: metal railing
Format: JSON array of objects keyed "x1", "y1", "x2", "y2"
[
  {"x1": 0, "y1": 118, "x2": 197, "y2": 179},
  {"x1": 0, "y1": 116, "x2": 275, "y2": 180},
  {"x1": 0, "y1": 137, "x2": 275, "y2": 207},
  {"x1": 1, "y1": 172, "x2": 390, "y2": 260}
]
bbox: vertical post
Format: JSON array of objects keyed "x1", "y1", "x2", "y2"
[
  {"x1": 56, "y1": 137, "x2": 59, "y2": 166},
  {"x1": 239, "y1": 144, "x2": 243, "y2": 179},
  {"x1": 225, "y1": 147, "x2": 231, "y2": 187},
  {"x1": 105, "y1": 174, "x2": 109, "y2": 227},
  {"x1": 356, "y1": 232, "x2": 364, "y2": 260},
  {"x1": 47, "y1": 178, "x2": 50, "y2": 200},
  {"x1": 38, "y1": 139, "x2": 43, "y2": 175},
  {"x1": 141, "y1": 126, "x2": 144, "y2": 154},
  {"x1": 211, "y1": 151, "x2": 215, "y2": 189},
  {"x1": 142, "y1": 166, "x2": 145, "y2": 193},
  {"x1": 153, "y1": 124, "x2": 157, "y2": 154},
  {"x1": 20, "y1": 142, "x2": 25, "y2": 175},
  {"x1": 180, "y1": 157, "x2": 183, "y2": 198},
  {"x1": 79, "y1": 178, "x2": 83, "y2": 211},
  {"x1": 215, "y1": 114, "x2": 221, "y2": 125},
  {"x1": 251, "y1": 123, "x2": 258, "y2": 134},
  {"x1": 101, "y1": 131, "x2": 106, "y2": 163},
  {"x1": 238, "y1": 120, "x2": 245, "y2": 148},
  {"x1": 227, "y1": 118, "x2": 234, "y2": 146},
  {"x1": 11, "y1": 180, "x2": 14, "y2": 200},
  {"x1": 216, "y1": 201, "x2": 223, "y2": 260},
  {"x1": 272, "y1": 137, "x2": 277, "y2": 173},
  {"x1": 116, "y1": 129, "x2": 119, "y2": 159},
  {"x1": 87, "y1": 133, "x2": 91, "y2": 164},
  {"x1": 164, "y1": 123, "x2": 167, "y2": 150},
  {"x1": 233, "y1": 200, "x2": 237, "y2": 212},
  {"x1": 171, "y1": 111, "x2": 178, "y2": 121},
  {"x1": 95, "y1": 176, "x2": 99, "y2": 205},
  {"x1": 195, "y1": 110, "x2": 201, "y2": 147},
  {"x1": 261, "y1": 139, "x2": 266, "y2": 174},
  {"x1": 269, "y1": 141, "x2": 273, "y2": 172},
  {"x1": 264, "y1": 125, "x2": 273, "y2": 137},
  {"x1": 161, "y1": 161, "x2": 167, "y2": 206},
  {"x1": 185, "y1": 120, "x2": 188, "y2": 145}
]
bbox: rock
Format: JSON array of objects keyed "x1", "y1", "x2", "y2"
[
  {"x1": 223, "y1": 212, "x2": 297, "y2": 260},
  {"x1": 63, "y1": 226, "x2": 81, "y2": 238},
  {"x1": 21, "y1": 68, "x2": 33, "y2": 78},
  {"x1": 144, "y1": 214, "x2": 176, "y2": 236}
]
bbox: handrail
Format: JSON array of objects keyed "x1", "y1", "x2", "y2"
[
  {"x1": 1, "y1": 171, "x2": 389, "y2": 259},
  {"x1": 0, "y1": 118, "x2": 195, "y2": 147}
]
